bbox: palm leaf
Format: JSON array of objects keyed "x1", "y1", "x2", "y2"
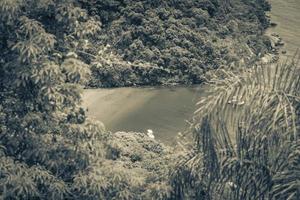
[{"x1": 176, "y1": 55, "x2": 300, "y2": 199}]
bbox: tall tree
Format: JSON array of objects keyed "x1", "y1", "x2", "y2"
[{"x1": 0, "y1": 1, "x2": 103, "y2": 199}]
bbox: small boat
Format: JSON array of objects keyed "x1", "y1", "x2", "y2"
[{"x1": 147, "y1": 129, "x2": 155, "y2": 139}]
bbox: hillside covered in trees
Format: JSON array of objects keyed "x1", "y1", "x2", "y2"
[
  {"x1": 81, "y1": 0, "x2": 272, "y2": 87},
  {"x1": 1, "y1": 0, "x2": 299, "y2": 200}
]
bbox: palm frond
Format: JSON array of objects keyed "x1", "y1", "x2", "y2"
[{"x1": 175, "y1": 55, "x2": 300, "y2": 199}]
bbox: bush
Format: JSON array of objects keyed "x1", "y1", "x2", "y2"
[{"x1": 71, "y1": 132, "x2": 181, "y2": 199}]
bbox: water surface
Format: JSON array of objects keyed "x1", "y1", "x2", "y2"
[
  {"x1": 83, "y1": 86, "x2": 205, "y2": 144},
  {"x1": 267, "y1": 0, "x2": 300, "y2": 57}
]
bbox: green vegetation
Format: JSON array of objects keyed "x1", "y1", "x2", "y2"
[
  {"x1": 0, "y1": 0, "x2": 99, "y2": 198},
  {"x1": 0, "y1": 1, "x2": 177, "y2": 199},
  {"x1": 1, "y1": 0, "x2": 299, "y2": 200},
  {"x1": 171, "y1": 59, "x2": 300, "y2": 199},
  {"x1": 0, "y1": 0, "x2": 273, "y2": 88},
  {"x1": 83, "y1": 0, "x2": 272, "y2": 87}
]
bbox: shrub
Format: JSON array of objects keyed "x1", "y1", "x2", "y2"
[{"x1": 72, "y1": 132, "x2": 180, "y2": 199}]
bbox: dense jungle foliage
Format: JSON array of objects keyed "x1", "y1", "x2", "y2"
[
  {"x1": 81, "y1": 0, "x2": 272, "y2": 87},
  {"x1": 1, "y1": 0, "x2": 299, "y2": 200}
]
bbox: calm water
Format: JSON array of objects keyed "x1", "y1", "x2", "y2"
[
  {"x1": 267, "y1": 0, "x2": 300, "y2": 57},
  {"x1": 83, "y1": 0, "x2": 300, "y2": 144},
  {"x1": 82, "y1": 86, "x2": 204, "y2": 144}
]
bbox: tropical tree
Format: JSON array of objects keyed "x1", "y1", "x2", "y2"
[{"x1": 0, "y1": 1, "x2": 105, "y2": 199}]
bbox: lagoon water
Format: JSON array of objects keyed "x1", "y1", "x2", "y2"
[
  {"x1": 83, "y1": 0, "x2": 300, "y2": 144},
  {"x1": 83, "y1": 86, "x2": 204, "y2": 144}
]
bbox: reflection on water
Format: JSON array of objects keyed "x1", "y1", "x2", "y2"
[{"x1": 83, "y1": 86, "x2": 205, "y2": 144}]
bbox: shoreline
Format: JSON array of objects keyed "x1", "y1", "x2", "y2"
[{"x1": 265, "y1": 0, "x2": 300, "y2": 58}]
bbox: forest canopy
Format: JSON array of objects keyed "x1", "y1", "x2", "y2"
[{"x1": 80, "y1": 0, "x2": 272, "y2": 87}]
